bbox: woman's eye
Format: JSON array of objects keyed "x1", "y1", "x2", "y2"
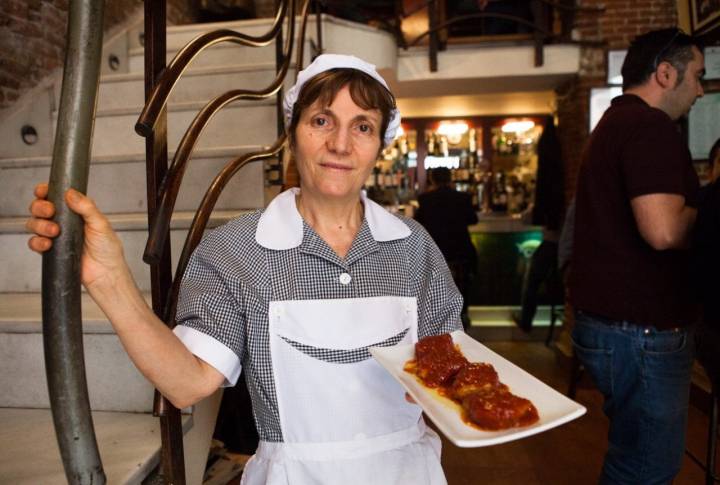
[
  {"x1": 358, "y1": 123, "x2": 373, "y2": 134},
  {"x1": 311, "y1": 116, "x2": 328, "y2": 127}
]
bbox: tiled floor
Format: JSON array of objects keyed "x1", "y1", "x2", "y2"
[{"x1": 440, "y1": 338, "x2": 714, "y2": 485}]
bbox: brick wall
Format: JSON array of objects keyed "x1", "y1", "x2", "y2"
[
  {"x1": 556, "y1": 0, "x2": 678, "y2": 200},
  {"x1": 0, "y1": 0, "x2": 198, "y2": 110}
]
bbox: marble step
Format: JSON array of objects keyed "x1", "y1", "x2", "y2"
[
  {"x1": 87, "y1": 98, "x2": 279, "y2": 159},
  {"x1": 0, "y1": 292, "x2": 154, "y2": 411},
  {"x1": 128, "y1": 39, "x2": 312, "y2": 73},
  {"x1": 0, "y1": 146, "x2": 268, "y2": 217},
  {"x1": 126, "y1": 15, "x2": 394, "y2": 74},
  {"x1": 0, "y1": 209, "x2": 254, "y2": 293},
  {"x1": 0, "y1": 93, "x2": 281, "y2": 161},
  {"x1": 0, "y1": 408, "x2": 176, "y2": 484},
  {"x1": 127, "y1": 15, "x2": 319, "y2": 73},
  {"x1": 94, "y1": 63, "x2": 296, "y2": 111}
]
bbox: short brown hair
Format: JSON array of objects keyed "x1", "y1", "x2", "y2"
[{"x1": 287, "y1": 68, "x2": 396, "y2": 149}]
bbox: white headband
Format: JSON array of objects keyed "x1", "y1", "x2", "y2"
[{"x1": 283, "y1": 54, "x2": 401, "y2": 146}]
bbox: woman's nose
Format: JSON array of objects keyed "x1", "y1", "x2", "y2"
[{"x1": 327, "y1": 127, "x2": 351, "y2": 154}]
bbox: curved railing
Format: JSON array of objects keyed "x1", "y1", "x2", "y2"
[
  {"x1": 136, "y1": 1, "x2": 288, "y2": 136},
  {"x1": 164, "y1": 135, "x2": 287, "y2": 323},
  {"x1": 42, "y1": 0, "x2": 107, "y2": 483},
  {"x1": 137, "y1": 0, "x2": 314, "y2": 481},
  {"x1": 400, "y1": 0, "x2": 605, "y2": 71},
  {"x1": 142, "y1": 0, "x2": 302, "y2": 265}
]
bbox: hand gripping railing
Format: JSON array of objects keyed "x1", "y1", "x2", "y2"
[{"x1": 42, "y1": 0, "x2": 106, "y2": 483}]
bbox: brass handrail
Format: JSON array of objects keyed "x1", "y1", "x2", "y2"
[
  {"x1": 164, "y1": 136, "x2": 287, "y2": 323},
  {"x1": 162, "y1": 0, "x2": 312, "y2": 322},
  {"x1": 136, "y1": 0, "x2": 317, "y2": 482},
  {"x1": 136, "y1": 0, "x2": 288, "y2": 136},
  {"x1": 143, "y1": 0, "x2": 302, "y2": 265}
]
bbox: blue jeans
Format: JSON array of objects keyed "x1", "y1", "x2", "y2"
[{"x1": 571, "y1": 311, "x2": 694, "y2": 485}]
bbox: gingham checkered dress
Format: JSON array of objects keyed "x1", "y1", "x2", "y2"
[{"x1": 174, "y1": 189, "x2": 463, "y2": 442}]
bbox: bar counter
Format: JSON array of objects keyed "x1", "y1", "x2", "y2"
[{"x1": 468, "y1": 213, "x2": 543, "y2": 306}]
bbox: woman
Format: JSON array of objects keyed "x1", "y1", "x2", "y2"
[{"x1": 27, "y1": 54, "x2": 462, "y2": 484}]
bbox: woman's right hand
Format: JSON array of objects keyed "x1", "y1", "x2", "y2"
[{"x1": 27, "y1": 183, "x2": 130, "y2": 291}]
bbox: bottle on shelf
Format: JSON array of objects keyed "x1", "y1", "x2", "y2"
[{"x1": 490, "y1": 172, "x2": 508, "y2": 213}]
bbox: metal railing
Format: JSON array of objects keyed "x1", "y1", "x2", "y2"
[
  {"x1": 399, "y1": 0, "x2": 604, "y2": 71},
  {"x1": 42, "y1": 0, "x2": 107, "y2": 483},
  {"x1": 138, "y1": 0, "x2": 315, "y2": 482}
]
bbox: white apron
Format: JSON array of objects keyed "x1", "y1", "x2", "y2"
[{"x1": 241, "y1": 296, "x2": 447, "y2": 485}]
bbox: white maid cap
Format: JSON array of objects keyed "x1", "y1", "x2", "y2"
[{"x1": 283, "y1": 54, "x2": 401, "y2": 146}]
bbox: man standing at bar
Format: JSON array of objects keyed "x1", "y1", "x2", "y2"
[
  {"x1": 569, "y1": 28, "x2": 704, "y2": 484},
  {"x1": 416, "y1": 167, "x2": 478, "y2": 329}
]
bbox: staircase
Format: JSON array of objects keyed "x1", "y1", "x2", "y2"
[
  {"x1": 0, "y1": 5, "x2": 586, "y2": 481},
  {"x1": 0, "y1": 12, "x2": 394, "y2": 484}
]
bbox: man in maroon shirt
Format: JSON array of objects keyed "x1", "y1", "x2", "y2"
[{"x1": 569, "y1": 28, "x2": 705, "y2": 484}]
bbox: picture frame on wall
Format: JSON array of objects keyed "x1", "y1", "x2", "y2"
[{"x1": 690, "y1": 0, "x2": 720, "y2": 33}]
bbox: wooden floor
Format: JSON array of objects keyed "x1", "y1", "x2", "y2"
[
  {"x1": 210, "y1": 339, "x2": 716, "y2": 485},
  {"x1": 440, "y1": 339, "x2": 714, "y2": 485}
]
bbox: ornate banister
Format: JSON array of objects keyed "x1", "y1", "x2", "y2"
[
  {"x1": 403, "y1": 0, "x2": 605, "y2": 71},
  {"x1": 164, "y1": 136, "x2": 287, "y2": 323},
  {"x1": 142, "y1": 0, "x2": 300, "y2": 265},
  {"x1": 136, "y1": 1, "x2": 289, "y2": 137},
  {"x1": 137, "y1": 1, "x2": 314, "y2": 481}
]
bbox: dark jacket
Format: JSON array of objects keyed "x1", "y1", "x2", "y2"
[{"x1": 415, "y1": 186, "x2": 478, "y2": 264}]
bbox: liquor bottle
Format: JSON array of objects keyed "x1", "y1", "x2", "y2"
[
  {"x1": 490, "y1": 172, "x2": 508, "y2": 212},
  {"x1": 468, "y1": 129, "x2": 477, "y2": 169},
  {"x1": 440, "y1": 135, "x2": 449, "y2": 157},
  {"x1": 426, "y1": 131, "x2": 435, "y2": 157}
]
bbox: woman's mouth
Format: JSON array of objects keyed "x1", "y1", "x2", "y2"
[{"x1": 320, "y1": 162, "x2": 352, "y2": 171}]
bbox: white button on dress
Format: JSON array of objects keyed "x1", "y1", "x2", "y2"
[{"x1": 339, "y1": 272, "x2": 352, "y2": 285}]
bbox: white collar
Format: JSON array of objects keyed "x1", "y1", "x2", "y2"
[{"x1": 255, "y1": 187, "x2": 411, "y2": 250}]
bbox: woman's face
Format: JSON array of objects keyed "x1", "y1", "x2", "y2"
[{"x1": 293, "y1": 85, "x2": 382, "y2": 203}]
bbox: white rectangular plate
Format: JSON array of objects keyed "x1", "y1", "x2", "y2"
[{"x1": 370, "y1": 330, "x2": 586, "y2": 447}]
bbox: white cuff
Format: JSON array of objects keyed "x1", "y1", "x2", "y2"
[{"x1": 174, "y1": 325, "x2": 242, "y2": 387}]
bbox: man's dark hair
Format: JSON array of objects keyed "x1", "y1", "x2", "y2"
[
  {"x1": 430, "y1": 166, "x2": 452, "y2": 186},
  {"x1": 621, "y1": 28, "x2": 702, "y2": 91}
]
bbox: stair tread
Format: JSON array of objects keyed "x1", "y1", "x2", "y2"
[
  {"x1": 94, "y1": 95, "x2": 278, "y2": 117},
  {"x1": 0, "y1": 292, "x2": 150, "y2": 331},
  {"x1": 0, "y1": 144, "x2": 267, "y2": 168},
  {"x1": 0, "y1": 208, "x2": 255, "y2": 234},
  {"x1": 101, "y1": 61, "x2": 279, "y2": 83},
  {"x1": 0, "y1": 407, "x2": 191, "y2": 485}
]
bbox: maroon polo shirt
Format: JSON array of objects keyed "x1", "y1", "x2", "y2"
[{"x1": 569, "y1": 94, "x2": 699, "y2": 329}]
